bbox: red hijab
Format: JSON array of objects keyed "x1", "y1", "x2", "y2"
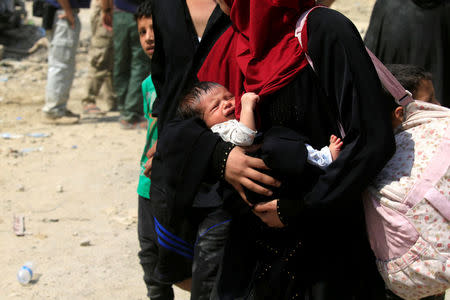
[{"x1": 198, "y1": 0, "x2": 316, "y2": 119}]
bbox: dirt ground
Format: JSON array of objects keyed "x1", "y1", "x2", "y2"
[{"x1": 3, "y1": 1, "x2": 438, "y2": 299}]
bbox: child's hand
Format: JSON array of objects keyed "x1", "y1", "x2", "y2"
[
  {"x1": 144, "y1": 141, "x2": 157, "y2": 178},
  {"x1": 329, "y1": 134, "x2": 343, "y2": 161},
  {"x1": 240, "y1": 92, "x2": 260, "y2": 112}
]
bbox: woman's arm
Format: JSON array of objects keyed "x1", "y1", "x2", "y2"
[{"x1": 150, "y1": 117, "x2": 280, "y2": 214}]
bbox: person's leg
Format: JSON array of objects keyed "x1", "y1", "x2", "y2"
[
  {"x1": 43, "y1": 10, "x2": 79, "y2": 114},
  {"x1": 103, "y1": 70, "x2": 116, "y2": 111},
  {"x1": 138, "y1": 195, "x2": 174, "y2": 300},
  {"x1": 191, "y1": 208, "x2": 231, "y2": 300},
  {"x1": 82, "y1": 0, "x2": 114, "y2": 111},
  {"x1": 43, "y1": 9, "x2": 81, "y2": 117},
  {"x1": 102, "y1": 33, "x2": 116, "y2": 111},
  {"x1": 112, "y1": 10, "x2": 131, "y2": 114},
  {"x1": 120, "y1": 13, "x2": 149, "y2": 122}
]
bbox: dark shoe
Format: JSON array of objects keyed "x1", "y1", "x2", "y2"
[
  {"x1": 42, "y1": 110, "x2": 80, "y2": 124},
  {"x1": 119, "y1": 117, "x2": 147, "y2": 130}
]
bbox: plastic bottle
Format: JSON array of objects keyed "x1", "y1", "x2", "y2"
[{"x1": 17, "y1": 262, "x2": 34, "y2": 285}]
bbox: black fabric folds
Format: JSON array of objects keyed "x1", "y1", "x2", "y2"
[
  {"x1": 364, "y1": 0, "x2": 450, "y2": 107},
  {"x1": 149, "y1": 117, "x2": 221, "y2": 282}
]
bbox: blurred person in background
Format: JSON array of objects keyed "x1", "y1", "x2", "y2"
[
  {"x1": 42, "y1": 0, "x2": 90, "y2": 124},
  {"x1": 81, "y1": 0, "x2": 116, "y2": 115},
  {"x1": 365, "y1": 0, "x2": 450, "y2": 107},
  {"x1": 101, "y1": 0, "x2": 150, "y2": 129}
]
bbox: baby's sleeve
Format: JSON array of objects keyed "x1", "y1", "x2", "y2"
[
  {"x1": 211, "y1": 120, "x2": 257, "y2": 146},
  {"x1": 305, "y1": 144, "x2": 333, "y2": 170}
]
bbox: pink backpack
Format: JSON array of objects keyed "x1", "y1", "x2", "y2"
[
  {"x1": 297, "y1": 8, "x2": 450, "y2": 299},
  {"x1": 363, "y1": 101, "x2": 450, "y2": 300}
]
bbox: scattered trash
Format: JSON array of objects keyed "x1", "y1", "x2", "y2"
[
  {"x1": 1, "y1": 133, "x2": 23, "y2": 139},
  {"x1": 56, "y1": 185, "x2": 64, "y2": 193},
  {"x1": 20, "y1": 147, "x2": 43, "y2": 153},
  {"x1": 80, "y1": 239, "x2": 91, "y2": 247},
  {"x1": 17, "y1": 184, "x2": 25, "y2": 192},
  {"x1": 0, "y1": 76, "x2": 8, "y2": 82},
  {"x1": 42, "y1": 218, "x2": 59, "y2": 223},
  {"x1": 17, "y1": 262, "x2": 34, "y2": 285},
  {"x1": 72, "y1": 232, "x2": 78, "y2": 236},
  {"x1": 8, "y1": 148, "x2": 22, "y2": 158},
  {"x1": 16, "y1": 116, "x2": 22, "y2": 120},
  {"x1": 71, "y1": 145, "x2": 77, "y2": 149},
  {"x1": 26, "y1": 132, "x2": 51, "y2": 138},
  {"x1": 0, "y1": 96, "x2": 3, "y2": 102},
  {"x1": 13, "y1": 215, "x2": 25, "y2": 236}
]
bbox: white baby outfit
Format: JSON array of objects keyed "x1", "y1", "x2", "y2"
[{"x1": 211, "y1": 120, "x2": 333, "y2": 169}]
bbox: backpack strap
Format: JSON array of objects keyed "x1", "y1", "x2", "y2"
[
  {"x1": 365, "y1": 48, "x2": 414, "y2": 107},
  {"x1": 295, "y1": 6, "x2": 320, "y2": 73},
  {"x1": 403, "y1": 124, "x2": 450, "y2": 220},
  {"x1": 295, "y1": 7, "x2": 414, "y2": 108}
]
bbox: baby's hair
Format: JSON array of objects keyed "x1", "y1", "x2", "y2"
[
  {"x1": 135, "y1": 0, "x2": 152, "y2": 20},
  {"x1": 383, "y1": 64, "x2": 433, "y2": 111},
  {"x1": 177, "y1": 81, "x2": 223, "y2": 119}
]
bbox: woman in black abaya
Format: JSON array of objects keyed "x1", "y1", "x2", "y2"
[{"x1": 150, "y1": 1, "x2": 396, "y2": 299}]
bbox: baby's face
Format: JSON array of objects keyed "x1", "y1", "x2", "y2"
[
  {"x1": 198, "y1": 85, "x2": 236, "y2": 128},
  {"x1": 414, "y1": 79, "x2": 439, "y2": 105}
]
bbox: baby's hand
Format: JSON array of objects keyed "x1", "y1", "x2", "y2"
[{"x1": 241, "y1": 92, "x2": 260, "y2": 112}]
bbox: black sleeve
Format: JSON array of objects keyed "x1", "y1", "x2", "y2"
[
  {"x1": 150, "y1": 117, "x2": 223, "y2": 217},
  {"x1": 278, "y1": 8, "x2": 396, "y2": 225},
  {"x1": 149, "y1": 0, "x2": 165, "y2": 117}
]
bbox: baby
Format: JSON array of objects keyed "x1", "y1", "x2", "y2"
[{"x1": 178, "y1": 81, "x2": 343, "y2": 169}]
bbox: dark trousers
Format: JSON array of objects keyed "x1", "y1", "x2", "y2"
[
  {"x1": 112, "y1": 11, "x2": 149, "y2": 122},
  {"x1": 138, "y1": 195, "x2": 174, "y2": 300},
  {"x1": 191, "y1": 208, "x2": 231, "y2": 300}
]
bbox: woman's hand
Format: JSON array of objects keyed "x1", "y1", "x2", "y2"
[
  {"x1": 225, "y1": 146, "x2": 280, "y2": 205},
  {"x1": 253, "y1": 200, "x2": 285, "y2": 228}
]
